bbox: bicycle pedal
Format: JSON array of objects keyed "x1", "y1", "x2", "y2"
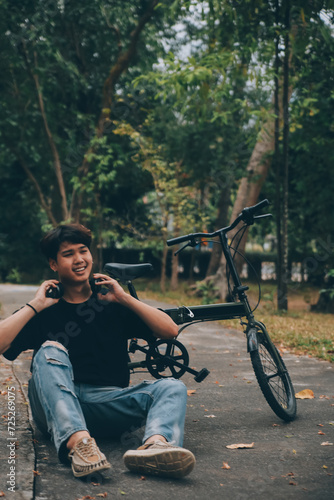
[{"x1": 194, "y1": 368, "x2": 210, "y2": 383}]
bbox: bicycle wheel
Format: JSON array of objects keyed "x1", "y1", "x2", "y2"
[{"x1": 250, "y1": 325, "x2": 297, "y2": 421}]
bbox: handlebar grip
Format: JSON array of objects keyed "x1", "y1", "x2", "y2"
[
  {"x1": 247, "y1": 199, "x2": 270, "y2": 215},
  {"x1": 167, "y1": 234, "x2": 192, "y2": 246}
]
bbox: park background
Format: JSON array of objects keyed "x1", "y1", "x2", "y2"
[{"x1": 0, "y1": 0, "x2": 333, "y2": 362}]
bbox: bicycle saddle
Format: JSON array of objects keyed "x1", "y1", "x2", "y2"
[{"x1": 103, "y1": 262, "x2": 153, "y2": 283}]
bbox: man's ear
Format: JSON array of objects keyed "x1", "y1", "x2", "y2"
[{"x1": 49, "y1": 258, "x2": 57, "y2": 272}]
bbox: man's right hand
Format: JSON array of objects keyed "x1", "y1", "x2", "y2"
[{"x1": 29, "y1": 280, "x2": 62, "y2": 313}]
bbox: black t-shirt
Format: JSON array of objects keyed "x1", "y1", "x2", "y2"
[{"x1": 3, "y1": 295, "x2": 154, "y2": 387}]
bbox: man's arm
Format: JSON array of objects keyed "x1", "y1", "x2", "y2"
[
  {"x1": 0, "y1": 280, "x2": 60, "y2": 356},
  {"x1": 94, "y1": 273, "x2": 178, "y2": 339}
]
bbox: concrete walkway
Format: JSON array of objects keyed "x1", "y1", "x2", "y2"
[{"x1": 0, "y1": 284, "x2": 333, "y2": 499}]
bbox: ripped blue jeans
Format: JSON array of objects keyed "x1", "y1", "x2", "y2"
[{"x1": 28, "y1": 341, "x2": 188, "y2": 462}]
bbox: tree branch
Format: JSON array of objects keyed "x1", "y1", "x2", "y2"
[
  {"x1": 71, "y1": 0, "x2": 159, "y2": 221},
  {"x1": 31, "y1": 51, "x2": 69, "y2": 221},
  {"x1": 101, "y1": 0, "x2": 159, "y2": 112},
  {"x1": 16, "y1": 153, "x2": 58, "y2": 227},
  {"x1": 19, "y1": 40, "x2": 69, "y2": 223}
]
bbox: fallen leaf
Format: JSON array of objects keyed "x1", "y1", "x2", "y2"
[
  {"x1": 226, "y1": 443, "x2": 254, "y2": 450},
  {"x1": 204, "y1": 414, "x2": 216, "y2": 418},
  {"x1": 295, "y1": 389, "x2": 314, "y2": 399},
  {"x1": 221, "y1": 462, "x2": 231, "y2": 470},
  {"x1": 187, "y1": 390, "x2": 196, "y2": 396},
  {"x1": 0, "y1": 492, "x2": 5, "y2": 498},
  {"x1": 139, "y1": 476, "x2": 146, "y2": 481},
  {"x1": 318, "y1": 431, "x2": 326, "y2": 435},
  {"x1": 319, "y1": 395, "x2": 330, "y2": 400},
  {"x1": 96, "y1": 494, "x2": 108, "y2": 498},
  {"x1": 323, "y1": 465, "x2": 328, "y2": 469},
  {"x1": 321, "y1": 442, "x2": 333, "y2": 446}
]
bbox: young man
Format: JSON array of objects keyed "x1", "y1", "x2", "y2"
[{"x1": 0, "y1": 224, "x2": 195, "y2": 479}]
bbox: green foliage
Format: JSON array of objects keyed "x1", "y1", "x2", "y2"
[
  {"x1": 0, "y1": 0, "x2": 333, "y2": 284},
  {"x1": 195, "y1": 279, "x2": 219, "y2": 305}
]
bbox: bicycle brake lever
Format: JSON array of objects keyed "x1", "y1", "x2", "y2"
[
  {"x1": 253, "y1": 214, "x2": 273, "y2": 220},
  {"x1": 174, "y1": 242, "x2": 190, "y2": 256},
  {"x1": 174, "y1": 239, "x2": 199, "y2": 256}
]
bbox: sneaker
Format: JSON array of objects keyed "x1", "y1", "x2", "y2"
[
  {"x1": 68, "y1": 437, "x2": 111, "y2": 478},
  {"x1": 123, "y1": 440, "x2": 195, "y2": 478}
]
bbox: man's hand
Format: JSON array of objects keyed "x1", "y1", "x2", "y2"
[
  {"x1": 30, "y1": 280, "x2": 62, "y2": 312},
  {"x1": 93, "y1": 273, "x2": 128, "y2": 303},
  {"x1": 0, "y1": 280, "x2": 61, "y2": 356}
]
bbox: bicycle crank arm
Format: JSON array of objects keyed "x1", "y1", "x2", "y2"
[{"x1": 162, "y1": 355, "x2": 210, "y2": 382}]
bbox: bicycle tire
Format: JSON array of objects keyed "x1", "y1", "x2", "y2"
[{"x1": 250, "y1": 327, "x2": 297, "y2": 421}]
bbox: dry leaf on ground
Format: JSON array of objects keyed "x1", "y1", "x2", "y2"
[
  {"x1": 321, "y1": 442, "x2": 333, "y2": 446},
  {"x1": 226, "y1": 443, "x2": 254, "y2": 450},
  {"x1": 221, "y1": 462, "x2": 231, "y2": 469},
  {"x1": 187, "y1": 390, "x2": 196, "y2": 396},
  {"x1": 295, "y1": 389, "x2": 314, "y2": 399}
]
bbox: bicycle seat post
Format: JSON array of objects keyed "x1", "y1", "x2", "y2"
[{"x1": 127, "y1": 281, "x2": 138, "y2": 300}]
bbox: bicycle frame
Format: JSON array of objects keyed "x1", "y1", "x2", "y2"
[
  {"x1": 104, "y1": 199, "x2": 286, "y2": 381},
  {"x1": 163, "y1": 228, "x2": 287, "y2": 375}
]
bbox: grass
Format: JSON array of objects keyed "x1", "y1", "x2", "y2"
[{"x1": 135, "y1": 278, "x2": 334, "y2": 364}]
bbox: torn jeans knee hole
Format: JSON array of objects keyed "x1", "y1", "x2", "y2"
[
  {"x1": 58, "y1": 384, "x2": 78, "y2": 398},
  {"x1": 42, "y1": 340, "x2": 68, "y2": 353},
  {"x1": 45, "y1": 357, "x2": 67, "y2": 366}
]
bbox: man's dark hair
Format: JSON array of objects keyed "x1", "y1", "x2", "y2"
[{"x1": 40, "y1": 224, "x2": 92, "y2": 261}]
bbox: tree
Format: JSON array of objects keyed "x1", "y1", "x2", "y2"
[
  {"x1": 0, "y1": 0, "x2": 181, "y2": 227},
  {"x1": 0, "y1": 0, "x2": 194, "y2": 274},
  {"x1": 213, "y1": 0, "x2": 333, "y2": 301}
]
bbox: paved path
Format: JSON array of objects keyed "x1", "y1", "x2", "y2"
[{"x1": 0, "y1": 285, "x2": 333, "y2": 499}]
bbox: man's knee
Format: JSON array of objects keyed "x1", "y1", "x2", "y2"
[
  {"x1": 32, "y1": 341, "x2": 69, "y2": 368},
  {"x1": 41, "y1": 340, "x2": 68, "y2": 353},
  {"x1": 154, "y1": 378, "x2": 187, "y2": 399}
]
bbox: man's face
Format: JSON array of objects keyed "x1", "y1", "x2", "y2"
[{"x1": 49, "y1": 241, "x2": 93, "y2": 284}]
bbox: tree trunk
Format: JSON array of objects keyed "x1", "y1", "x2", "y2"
[
  {"x1": 277, "y1": 1, "x2": 290, "y2": 311},
  {"x1": 206, "y1": 183, "x2": 231, "y2": 276},
  {"x1": 170, "y1": 251, "x2": 179, "y2": 291},
  {"x1": 160, "y1": 244, "x2": 168, "y2": 294},
  {"x1": 274, "y1": 0, "x2": 282, "y2": 309},
  {"x1": 214, "y1": 120, "x2": 276, "y2": 299}
]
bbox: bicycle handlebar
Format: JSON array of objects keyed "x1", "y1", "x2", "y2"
[{"x1": 167, "y1": 199, "x2": 271, "y2": 247}]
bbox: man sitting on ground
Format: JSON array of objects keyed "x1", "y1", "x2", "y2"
[{"x1": 0, "y1": 224, "x2": 195, "y2": 479}]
